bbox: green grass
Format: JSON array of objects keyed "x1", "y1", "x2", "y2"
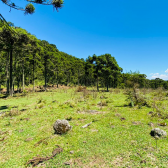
[{"x1": 0, "y1": 87, "x2": 168, "y2": 167}]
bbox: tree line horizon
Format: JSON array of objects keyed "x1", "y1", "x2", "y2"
[{"x1": 0, "y1": 21, "x2": 168, "y2": 96}]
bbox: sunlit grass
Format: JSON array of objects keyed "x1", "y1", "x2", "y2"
[{"x1": 0, "y1": 88, "x2": 168, "y2": 167}]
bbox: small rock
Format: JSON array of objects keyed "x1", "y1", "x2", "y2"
[
  {"x1": 87, "y1": 110, "x2": 98, "y2": 113},
  {"x1": 18, "y1": 129, "x2": 24, "y2": 133},
  {"x1": 91, "y1": 129, "x2": 98, "y2": 132},
  {"x1": 83, "y1": 141, "x2": 86, "y2": 143},
  {"x1": 64, "y1": 162, "x2": 71, "y2": 165},
  {"x1": 53, "y1": 119, "x2": 72, "y2": 134},
  {"x1": 132, "y1": 121, "x2": 141, "y2": 125},
  {"x1": 25, "y1": 137, "x2": 33, "y2": 142},
  {"x1": 70, "y1": 151, "x2": 74, "y2": 154},
  {"x1": 150, "y1": 128, "x2": 167, "y2": 138},
  {"x1": 148, "y1": 122, "x2": 154, "y2": 127}
]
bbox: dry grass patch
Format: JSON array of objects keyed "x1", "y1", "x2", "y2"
[{"x1": 72, "y1": 156, "x2": 107, "y2": 168}]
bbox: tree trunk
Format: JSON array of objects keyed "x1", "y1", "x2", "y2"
[
  {"x1": 22, "y1": 60, "x2": 25, "y2": 91},
  {"x1": 44, "y1": 57, "x2": 47, "y2": 91},
  {"x1": 107, "y1": 81, "x2": 109, "y2": 92},
  {"x1": 17, "y1": 77, "x2": 19, "y2": 93},
  {"x1": 97, "y1": 76, "x2": 99, "y2": 92},
  {"x1": 6, "y1": 52, "x2": 9, "y2": 94},
  {"x1": 33, "y1": 54, "x2": 35, "y2": 92},
  {"x1": 78, "y1": 70, "x2": 79, "y2": 86},
  {"x1": 57, "y1": 71, "x2": 58, "y2": 88},
  {"x1": 28, "y1": 71, "x2": 30, "y2": 85},
  {"x1": 10, "y1": 49, "x2": 13, "y2": 96}
]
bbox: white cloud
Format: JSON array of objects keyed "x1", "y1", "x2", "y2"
[
  {"x1": 148, "y1": 73, "x2": 168, "y2": 80},
  {"x1": 165, "y1": 69, "x2": 168, "y2": 73}
]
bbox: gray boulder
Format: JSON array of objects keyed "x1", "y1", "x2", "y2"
[
  {"x1": 53, "y1": 119, "x2": 72, "y2": 134},
  {"x1": 150, "y1": 128, "x2": 167, "y2": 138}
]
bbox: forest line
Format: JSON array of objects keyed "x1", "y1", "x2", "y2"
[{"x1": 0, "y1": 21, "x2": 168, "y2": 96}]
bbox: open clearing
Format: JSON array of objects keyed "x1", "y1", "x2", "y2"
[{"x1": 0, "y1": 87, "x2": 168, "y2": 167}]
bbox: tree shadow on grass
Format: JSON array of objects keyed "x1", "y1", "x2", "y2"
[
  {"x1": 0, "y1": 94, "x2": 8, "y2": 99},
  {"x1": 0, "y1": 105, "x2": 8, "y2": 111}
]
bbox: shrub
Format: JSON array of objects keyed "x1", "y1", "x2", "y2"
[{"x1": 125, "y1": 84, "x2": 149, "y2": 107}]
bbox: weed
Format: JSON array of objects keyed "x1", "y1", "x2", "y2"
[
  {"x1": 114, "y1": 88, "x2": 120, "y2": 94},
  {"x1": 59, "y1": 100, "x2": 76, "y2": 108},
  {"x1": 97, "y1": 100, "x2": 108, "y2": 109},
  {"x1": 4, "y1": 109, "x2": 21, "y2": 117},
  {"x1": 37, "y1": 97, "x2": 46, "y2": 104},
  {"x1": 92, "y1": 91, "x2": 98, "y2": 99},
  {"x1": 38, "y1": 103, "x2": 45, "y2": 109},
  {"x1": 125, "y1": 85, "x2": 149, "y2": 107}
]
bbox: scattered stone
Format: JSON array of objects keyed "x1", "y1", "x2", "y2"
[
  {"x1": 70, "y1": 151, "x2": 74, "y2": 154},
  {"x1": 91, "y1": 129, "x2": 98, "y2": 132},
  {"x1": 53, "y1": 119, "x2": 72, "y2": 134},
  {"x1": 64, "y1": 162, "x2": 71, "y2": 165},
  {"x1": 87, "y1": 110, "x2": 98, "y2": 113},
  {"x1": 81, "y1": 122, "x2": 92, "y2": 128},
  {"x1": 83, "y1": 141, "x2": 86, "y2": 143},
  {"x1": 150, "y1": 128, "x2": 167, "y2": 138},
  {"x1": 148, "y1": 122, "x2": 154, "y2": 127},
  {"x1": 132, "y1": 121, "x2": 141, "y2": 125},
  {"x1": 18, "y1": 129, "x2": 24, "y2": 133},
  {"x1": 25, "y1": 137, "x2": 33, "y2": 142}
]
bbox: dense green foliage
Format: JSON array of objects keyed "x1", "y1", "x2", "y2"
[{"x1": 0, "y1": 21, "x2": 168, "y2": 96}]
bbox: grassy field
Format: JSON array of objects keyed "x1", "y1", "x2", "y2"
[{"x1": 0, "y1": 87, "x2": 168, "y2": 168}]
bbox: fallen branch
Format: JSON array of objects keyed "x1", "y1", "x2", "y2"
[
  {"x1": 81, "y1": 122, "x2": 92, "y2": 128},
  {"x1": 26, "y1": 147, "x2": 63, "y2": 167}
]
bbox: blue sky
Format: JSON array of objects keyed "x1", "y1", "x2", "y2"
[{"x1": 1, "y1": 0, "x2": 168, "y2": 79}]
